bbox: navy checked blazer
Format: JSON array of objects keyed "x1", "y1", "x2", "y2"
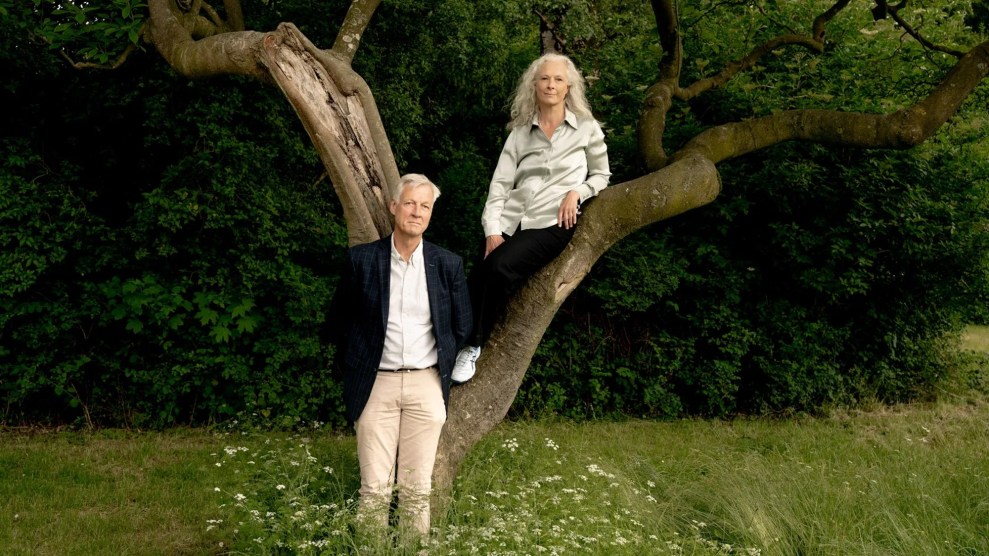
[{"x1": 329, "y1": 236, "x2": 473, "y2": 423}]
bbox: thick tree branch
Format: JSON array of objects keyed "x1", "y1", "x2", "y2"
[
  {"x1": 263, "y1": 24, "x2": 397, "y2": 244},
  {"x1": 639, "y1": 0, "x2": 852, "y2": 171},
  {"x1": 672, "y1": 40, "x2": 989, "y2": 164},
  {"x1": 652, "y1": 0, "x2": 682, "y2": 81},
  {"x1": 435, "y1": 154, "x2": 722, "y2": 491},
  {"x1": 331, "y1": 0, "x2": 381, "y2": 64},
  {"x1": 148, "y1": 0, "x2": 398, "y2": 243},
  {"x1": 223, "y1": 0, "x2": 245, "y2": 32},
  {"x1": 147, "y1": 0, "x2": 269, "y2": 80}
]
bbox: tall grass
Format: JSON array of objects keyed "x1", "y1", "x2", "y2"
[
  {"x1": 188, "y1": 393, "x2": 988, "y2": 555},
  {"x1": 2, "y1": 328, "x2": 987, "y2": 555},
  {"x1": 2, "y1": 401, "x2": 987, "y2": 555}
]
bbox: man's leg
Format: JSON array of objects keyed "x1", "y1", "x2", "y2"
[
  {"x1": 355, "y1": 372, "x2": 403, "y2": 529},
  {"x1": 395, "y1": 368, "x2": 446, "y2": 537}
]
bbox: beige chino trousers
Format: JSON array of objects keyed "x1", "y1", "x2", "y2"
[{"x1": 355, "y1": 367, "x2": 446, "y2": 536}]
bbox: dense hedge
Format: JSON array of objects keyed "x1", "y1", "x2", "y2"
[
  {"x1": 2, "y1": 0, "x2": 988, "y2": 427},
  {"x1": 517, "y1": 143, "x2": 989, "y2": 419}
]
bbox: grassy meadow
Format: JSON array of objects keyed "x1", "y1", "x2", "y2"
[{"x1": 1, "y1": 327, "x2": 988, "y2": 555}]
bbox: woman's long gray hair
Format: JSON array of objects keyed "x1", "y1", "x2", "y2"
[{"x1": 507, "y1": 53, "x2": 595, "y2": 130}]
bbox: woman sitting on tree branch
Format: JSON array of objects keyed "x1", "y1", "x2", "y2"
[{"x1": 452, "y1": 52, "x2": 611, "y2": 384}]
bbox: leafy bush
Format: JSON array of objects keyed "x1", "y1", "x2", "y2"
[{"x1": 520, "y1": 141, "x2": 989, "y2": 419}]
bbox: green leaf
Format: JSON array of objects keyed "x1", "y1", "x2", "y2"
[
  {"x1": 196, "y1": 307, "x2": 219, "y2": 325},
  {"x1": 210, "y1": 326, "x2": 232, "y2": 343}
]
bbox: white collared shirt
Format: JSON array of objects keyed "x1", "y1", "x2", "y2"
[
  {"x1": 482, "y1": 109, "x2": 611, "y2": 237},
  {"x1": 378, "y1": 235, "x2": 438, "y2": 370}
]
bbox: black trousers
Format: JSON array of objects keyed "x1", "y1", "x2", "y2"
[{"x1": 467, "y1": 224, "x2": 576, "y2": 346}]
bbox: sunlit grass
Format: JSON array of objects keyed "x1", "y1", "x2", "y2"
[
  {"x1": 191, "y1": 395, "x2": 988, "y2": 555},
  {"x1": 3, "y1": 335, "x2": 988, "y2": 555},
  {"x1": 0, "y1": 429, "x2": 235, "y2": 555},
  {"x1": 441, "y1": 400, "x2": 989, "y2": 555},
  {"x1": 960, "y1": 324, "x2": 989, "y2": 353}
]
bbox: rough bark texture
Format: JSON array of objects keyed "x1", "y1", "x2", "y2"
[
  {"x1": 147, "y1": 0, "x2": 397, "y2": 245},
  {"x1": 434, "y1": 154, "x2": 722, "y2": 491},
  {"x1": 262, "y1": 23, "x2": 396, "y2": 244}
]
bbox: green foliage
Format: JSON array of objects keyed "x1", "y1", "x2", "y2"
[
  {"x1": 1, "y1": 18, "x2": 348, "y2": 426},
  {"x1": 2, "y1": 0, "x2": 988, "y2": 425},
  {"x1": 1, "y1": 0, "x2": 147, "y2": 65},
  {"x1": 523, "y1": 139, "x2": 989, "y2": 419}
]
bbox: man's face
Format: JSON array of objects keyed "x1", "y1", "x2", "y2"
[{"x1": 389, "y1": 184, "x2": 434, "y2": 241}]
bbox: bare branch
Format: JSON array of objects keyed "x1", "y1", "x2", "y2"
[
  {"x1": 65, "y1": 43, "x2": 140, "y2": 70},
  {"x1": 639, "y1": 0, "x2": 682, "y2": 171},
  {"x1": 651, "y1": 0, "x2": 682, "y2": 80},
  {"x1": 673, "y1": 40, "x2": 989, "y2": 164},
  {"x1": 679, "y1": 0, "x2": 853, "y2": 100},
  {"x1": 39, "y1": 25, "x2": 145, "y2": 71},
  {"x1": 223, "y1": 0, "x2": 245, "y2": 32},
  {"x1": 332, "y1": 0, "x2": 381, "y2": 64},
  {"x1": 813, "y1": 0, "x2": 853, "y2": 42},
  {"x1": 535, "y1": 9, "x2": 566, "y2": 54},
  {"x1": 639, "y1": 0, "x2": 854, "y2": 171},
  {"x1": 678, "y1": 34, "x2": 824, "y2": 100},
  {"x1": 264, "y1": 23, "x2": 397, "y2": 244},
  {"x1": 878, "y1": 0, "x2": 966, "y2": 58},
  {"x1": 198, "y1": 1, "x2": 227, "y2": 31}
]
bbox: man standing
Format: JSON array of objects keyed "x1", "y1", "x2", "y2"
[{"x1": 330, "y1": 174, "x2": 472, "y2": 537}]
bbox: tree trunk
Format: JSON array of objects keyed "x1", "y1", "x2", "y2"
[{"x1": 433, "y1": 154, "x2": 722, "y2": 491}]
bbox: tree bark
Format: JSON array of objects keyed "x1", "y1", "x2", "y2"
[
  {"x1": 147, "y1": 0, "x2": 397, "y2": 245},
  {"x1": 433, "y1": 154, "x2": 722, "y2": 491},
  {"x1": 673, "y1": 39, "x2": 989, "y2": 165}
]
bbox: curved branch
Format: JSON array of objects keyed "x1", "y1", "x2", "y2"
[
  {"x1": 639, "y1": 0, "x2": 852, "y2": 172},
  {"x1": 652, "y1": 0, "x2": 682, "y2": 81},
  {"x1": 148, "y1": 0, "x2": 398, "y2": 243},
  {"x1": 331, "y1": 0, "x2": 381, "y2": 64},
  {"x1": 435, "y1": 154, "x2": 722, "y2": 492},
  {"x1": 147, "y1": 0, "x2": 269, "y2": 80},
  {"x1": 223, "y1": 0, "x2": 245, "y2": 32},
  {"x1": 880, "y1": 0, "x2": 966, "y2": 58},
  {"x1": 813, "y1": 0, "x2": 853, "y2": 42},
  {"x1": 677, "y1": 34, "x2": 823, "y2": 100},
  {"x1": 679, "y1": 0, "x2": 852, "y2": 101},
  {"x1": 639, "y1": 0, "x2": 682, "y2": 172},
  {"x1": 673, "y1": 39, "x2": 989, "y2": 164},
  {"x1": 42, "y1": 24, "x2": 145, "y2": 71}
]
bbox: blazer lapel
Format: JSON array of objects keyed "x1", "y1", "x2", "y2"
[
  {"x1": 423, "y1": 242, "x2": 441, "y2": 324},
  {"x1": 377, "y1": 237, "x2": 391, "y2": 332}
]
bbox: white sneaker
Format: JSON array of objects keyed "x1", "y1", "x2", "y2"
[{"x1": 451, "y1": 346, "x2": 481, "y2": 384}]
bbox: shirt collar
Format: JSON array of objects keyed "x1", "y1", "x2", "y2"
[
  {"x1": 530, "y1": 108, "x2": 578, "y2": 129},
  {"x1": 390, "y1": 233, "x2": 424, "y2": 267}
]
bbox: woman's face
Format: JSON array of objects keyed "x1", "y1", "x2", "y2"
[{"x1": 535, "y1": 60, "x2": 569, "y2": 111}]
